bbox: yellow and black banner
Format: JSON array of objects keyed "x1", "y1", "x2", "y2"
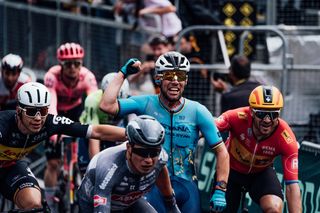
[{"x1": 218, "y1": 1, "x2": 256, "y2": 60}]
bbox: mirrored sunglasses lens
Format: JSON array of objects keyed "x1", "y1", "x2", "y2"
[
  {"x1": 25, "y1": 108, "x2": 38, "y2": 116},
  {"x1": 270, "y1": 112, "x2": 280, "y2": 119},
  {"x1": 132, "y1": 148, "x2": 160, "y2": 158},
  {"x1": 63, "y1": 61, "x2": 81, "y2": 68},
  {"x1": 25, "y1": 108, "x2": 48, "y2": 116},
  {"x1": 39, "y1": 107, "x2": 49, "y2": 116},
  {"x1": 255, "y1": 110, "x2": 279, "y2": 119},
  {"x1": 163, "y1": 71, "x2": 186, "y2": 81}
]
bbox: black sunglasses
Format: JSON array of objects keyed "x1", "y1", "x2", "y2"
[
  {"x1": 131, "y1": 147, "x2": 161, "y2": 158},
  {"x1": 20, "y1": 107, "x2": 49, "y2": 117},
  {"x1": 252, "y1": 109, "x2": 280, "y2": 120},
  {"x1": 61, "y1": 60, "x2": 82, "y2": 68}
]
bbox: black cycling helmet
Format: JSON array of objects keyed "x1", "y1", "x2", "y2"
[
  {"x1": 126, "y1": 115, "x2": 165, "y2": 147},
  {"x1": 1, "y1": 54, "x2": 23, "y2": 72}
]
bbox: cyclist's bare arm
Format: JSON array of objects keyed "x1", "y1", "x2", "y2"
[
  {"x1": 100, "y1": 72, "x2": 124, "y2": 115},
  {"x1": 88, "y1": 138, "x2": 100, "y2": 158},
  {"x1": 90, "y1": 125, "x2": 126, "y2": 142},
  {"x1": 285, "y1": 183, "x2": 302, "y2": 213},
  {"x1": 156, "y1": 166, "x2": 174, "y2": 197},
  {"x1": 212, "y1": 143, "x2": 229, "y2": 184}
]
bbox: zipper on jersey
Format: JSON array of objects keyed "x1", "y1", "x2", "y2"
[
  {"x1": 248, "y1": 143, "x2": 258, "y2": 173},
  {"x1": 17, "y1": 135, "x2": 29, "y2": 160},
  {"x1": 170, "y1": 112, "x2": 174, "y2": 176}
]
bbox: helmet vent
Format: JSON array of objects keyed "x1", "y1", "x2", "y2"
[
  {"x1": 37, "y1": 89, "x2": 40, "y2": 103},
  {"x1": 25, "y1": 91, "x2": 32, "y2": 103},
  {"x1": 45, "y1": 92, "x2": 48, "y2": 103}
]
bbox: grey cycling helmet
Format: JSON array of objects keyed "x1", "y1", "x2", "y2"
[
  {"x1": 155, "y1": 51, "x2": 190, "y2": 76},
  {"x1": 126, "y1": 115, "x2": 165, "y2": 147}
]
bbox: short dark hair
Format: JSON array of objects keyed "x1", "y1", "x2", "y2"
[
  {"x1": 230, "y1": 55, "x2": 251, "y2": 79},
  {"x1": 148, "y1": 35, "x2": 169, "y2": 46}
]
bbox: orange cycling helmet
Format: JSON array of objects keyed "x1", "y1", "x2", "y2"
[
  {"x1": 57, "y1": 42, "x2": 84, "y2": 61},
  {"x1": 249, "y1": 85, "x2": 283, "y2": 109}
]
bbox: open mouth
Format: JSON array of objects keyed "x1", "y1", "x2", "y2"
[{"x1": 168, "y1": 87, "x2": 179, "y2": 95}]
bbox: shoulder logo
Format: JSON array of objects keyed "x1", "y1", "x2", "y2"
[
  {"x1": 237, "y1": 112, "x2": 247, "y2": 119},
  {"x1": 281, "y1": 130, "x2": 293, "y2": 144},
  {"x1": 53, "y1": 115, "x2": 74, "y2": 125},
  {"x1": 99, "y1": 163, "x2": 118, "y2": 190}
]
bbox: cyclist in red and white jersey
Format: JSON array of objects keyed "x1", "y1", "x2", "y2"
[
  {"x1": 215, "y1": 85, "x2": 301, "y2": 213},
  {"x1": 0, "y1": 54, "x2": 31, "y2": 110},
  {"x1": 43, "y1": 42, "x2": 98, "y2": 212},
  {"x1": 44, "y1": 42, "x2": 98, "y2": 120}
]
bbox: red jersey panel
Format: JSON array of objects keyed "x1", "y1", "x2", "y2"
[{"x1": 215, "y1": 107, "x2": 299, "y2": 182}]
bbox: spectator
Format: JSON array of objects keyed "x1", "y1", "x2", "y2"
[
  {"x1": 211, "y1": 55, "x2": 261, "y2": 114},
  {"x1": 179, "y1": 34, "x2": 210, "y2": 105},
  {"x1": 139, "y1": 0, "x2": 182, "y2": 41},
  {"x1": 175, "y1": 0, "x2": 222, "y2": 63},
  {"x1": 0, "y1": 54, "x2": 31, "y2": 110},
  {"x1": 114, "y1": 0, "x2": 182, "y2": 41},
  {"x1": 128, "y1": 34, "x2": 172, "y2": 95}
]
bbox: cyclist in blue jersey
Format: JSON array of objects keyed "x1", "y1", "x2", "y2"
[{"x1": 100, "y1": 51, "x2": 230, "y2": 213}]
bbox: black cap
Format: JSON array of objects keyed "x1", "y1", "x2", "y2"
[{"x1": 148, "y1": 35, "x2": 169, "y2": 46}]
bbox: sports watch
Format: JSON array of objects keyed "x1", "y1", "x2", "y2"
[{"x1": 215, "y1": 181, "x2": 227, "y2": 190}]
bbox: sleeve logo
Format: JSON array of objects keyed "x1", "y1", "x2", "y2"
[
  {"x1": 281, "y1": 130, "x2": 293, "y2": 144},
  {"x1": 93, "y1": 195, "x2": 107, "y2": 207},
  {"x1": 53, "y1": 115, "x2": 74, "y2": 125}
]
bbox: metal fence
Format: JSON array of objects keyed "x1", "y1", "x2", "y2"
[
  {"x1": 1, "y1": 1, "x2": 320, "y2": 144},
  {"x1": 0, "y1": 0, "x2": 158, "y2": 81}
]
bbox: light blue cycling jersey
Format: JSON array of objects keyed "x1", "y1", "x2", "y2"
[{"x1": 118, "y1": 95, "x2": 222, "y2": 181}]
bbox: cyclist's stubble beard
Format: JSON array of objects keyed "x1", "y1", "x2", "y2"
[
  {"x1": 252, "y1": 116, "x2": 278, "y2": 138},
  {"x1": 160, "y1": 82, "x2": 185, "y2": 105}
]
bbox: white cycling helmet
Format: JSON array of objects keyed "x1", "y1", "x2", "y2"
[
  {"x1": 17, "y1": 82, "x2": 51, "y2": 107},
  {"x1": 101, "y1": 72, "x2": 130, "y2": 98},
  {"x1": 155, "y1": 51, "x2": 190, "y2": 76},
  {"x1": 1, "y1": 53, "x2": 23, "y2": 72}
]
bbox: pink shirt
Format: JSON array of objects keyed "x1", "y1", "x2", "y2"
[{"x1": 44, "y1": 65, "x2": 98, "y2": 115}]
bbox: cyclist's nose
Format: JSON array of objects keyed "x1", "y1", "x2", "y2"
[
  {"x1": 33, "y1": 112, "x2": 42, "y2": 119},
  {"x1": 143, "y1": 156, "x2": 153, "y2": 164},
  {"x1": 262, "y1": 115, "x2": 272, "y2": 122}
]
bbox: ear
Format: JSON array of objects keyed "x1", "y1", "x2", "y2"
[
  {"x1": 250, "y1": 108, "x2": 254, "y2": 117},
  {"x1": 154, "y1": 75, "x2": 161, "y2": 85},
  {"x1": 16, "y1": 106, "x2": 21, "y2": 114},
  {"x1": 126, "y1": 143, "x2": 132, "y2": 153}
]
